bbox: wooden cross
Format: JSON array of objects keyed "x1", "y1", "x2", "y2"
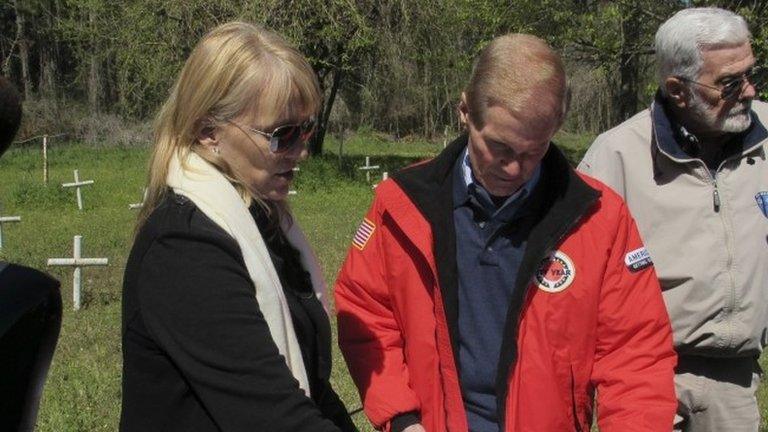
[
  {"x1": 358, "y1": 156, "x2": 380, "y2": 183},
  {"x1": 129, "y1": 188, "x2": 148, "y2": 210},
  {"x1": 43, "y1": 135, "x2": 49, "y2": 184},
  {"x1": 0, "y1": 215, "x2": 21, "y2": 249},
  {"x1": 47, "y1": 235, "x2": 109, "y2": 310},
  {"x1": 288, "y1": 167, "x2": 300, "y2": 195},
  {"x1": 62, "y1": 169, "x2": 95, "y2": 211}
]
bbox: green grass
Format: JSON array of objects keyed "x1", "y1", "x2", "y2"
[
  {"x1": 2, "y1": 131, "x2": 766, "y2": 431},
  {"x1": 0, "y1": 135, "x2": 440, "y2": 432}
]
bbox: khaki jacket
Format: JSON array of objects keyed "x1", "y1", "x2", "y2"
[{"x1": 578, "y1": 99, "x2": 768, "y2": 357}]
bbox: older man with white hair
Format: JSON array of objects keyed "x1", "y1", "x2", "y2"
[{"x1": 580, "y1": 7, "x2": 768, "y2": 432}]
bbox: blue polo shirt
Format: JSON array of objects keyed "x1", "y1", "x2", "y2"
[{"x1": 453, "y1": 147, "x2": 540, "y2": 432}]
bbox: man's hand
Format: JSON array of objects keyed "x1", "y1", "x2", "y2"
[{"x1": 402, "y1": 424, "x2": 426, "y2": 432}]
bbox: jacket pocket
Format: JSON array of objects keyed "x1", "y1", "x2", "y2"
[{"x1": 570, "y1": 365, "x2": 586, "y2": 432}]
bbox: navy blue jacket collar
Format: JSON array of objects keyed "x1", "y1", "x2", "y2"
[{"x1": 652, "y1": 91, "x2": 768, "y2": 162}]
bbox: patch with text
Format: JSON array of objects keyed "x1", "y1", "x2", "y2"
[
  {"x1": 534, "y1": 251, "x2": 576, "y2": 293},
  {"x1": 625, "y1": 247, "x2": 653, "y2": 272}
]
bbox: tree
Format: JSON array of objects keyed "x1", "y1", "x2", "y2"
[
  {"x1": 11, "y1": 0, "x2": 32, "y2": 100},
  {"x1": 263, "y1": 0, "x2": 376, "y2": 154},
  {"x1": 2, "y1": 0, "x2": 766, "y2": 147}
]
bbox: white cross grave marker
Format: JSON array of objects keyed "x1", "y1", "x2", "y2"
[
  {"x1": 0, "y1": 216, "x2": 21, "y2": 249},
  {"x1": 358, "y1": 156, "x2": 380, "y2": 183},
  {"x1": 289, "y1": 167, "x2": 299, "y2": 195},
  {"x1": 372, "y1": 172, "x2": 389, "y2": 190},
  {"x1": 129, "y1": 188, "x2": 148, "y2": 210},
  {"x1": 47, "y1": 235, "x2": 108, "y2": 310},
  {"x1": 43, "y1": 135, "x2": 49, "y2": 183},
  {"x1": 62, "y1": 169, "x2": 95, "y2": 211}
]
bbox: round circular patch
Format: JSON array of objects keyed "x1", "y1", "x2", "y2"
[{"x1": 534, "y1": 250, "x2": 576, "y2": 293}]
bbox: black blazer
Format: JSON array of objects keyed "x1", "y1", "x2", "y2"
[
  {"x1": 120, "y1": 193, "x2": 355, "y2": 432},
  {"x1": 0, "y1": 263, "x2": 61, "y2": 432}
]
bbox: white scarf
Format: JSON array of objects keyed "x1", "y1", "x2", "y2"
[{"x1": 166, "y1": 150, "x2": 327, "y2": 395}]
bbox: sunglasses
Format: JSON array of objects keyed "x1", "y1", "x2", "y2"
[
  {"x1": 678, "y1": 66, "x2": 763, "y2": 100},
  {"x1": 232, "y1": 117, "x2": 317, "y2": 153}
]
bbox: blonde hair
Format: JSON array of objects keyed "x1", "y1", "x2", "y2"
[
  {"x1": 465, "y1": 34, "x2": 568, "y2": 127},
  {"x1": 137, "y1": 21, "x2": 321, "y2": 230}
]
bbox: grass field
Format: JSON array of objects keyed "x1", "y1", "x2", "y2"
[
  {"x1": 0, "y1": 133, "x2": 447, "y2": 432},
  {"x1": 1, "y1": 131, "x2": 766, "y2": 431}
]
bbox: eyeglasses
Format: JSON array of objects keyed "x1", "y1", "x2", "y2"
[
  {"x1": 230, "y1": 117, "x2": 317, "y2": 153},
  {"x1": 677, "y1": 66, "x2": 762, "y2": 100}
]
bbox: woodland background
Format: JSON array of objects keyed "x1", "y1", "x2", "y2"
[{"x1": 2, "y1": 0, "x2": 768, "y2": 153}]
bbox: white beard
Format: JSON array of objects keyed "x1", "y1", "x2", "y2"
[
  {"x1": 721, "y1": 105, "x2": 752, "y2": 132},
  {"x1": 689, "y1": 91, "x2": 752, "y2": 133}
]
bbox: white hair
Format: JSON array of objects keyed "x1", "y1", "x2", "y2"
[{"x1": 655, "y1": 7, "x2": 750, "y2": 96}]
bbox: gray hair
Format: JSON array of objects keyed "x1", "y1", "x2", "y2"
[{"x1": 655, "y1": 7, "x2": 750, "y2": 96}]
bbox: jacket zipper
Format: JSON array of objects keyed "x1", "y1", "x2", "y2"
[
  {"x1": 704, "y1": 162, "x2": 738, "y2": 348},
  {"x1": 570, "y1": 365, "x2": 584, "y2": 432},
  {"x1": 712, "y1": 180, "x2": 721, "y2": 212},
  {"x1": 711, "y1": 152, "x2": 737, "y2": 212}
]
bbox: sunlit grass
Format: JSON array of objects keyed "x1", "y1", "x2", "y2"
[{"x1": 5, "y1": 132, "x2": 761, "y2": 431}]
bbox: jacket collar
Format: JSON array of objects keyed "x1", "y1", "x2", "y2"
[
  {"x1": 453, "y1": 146, "x2": 541, "y2": 224},
  {"x1": 651, "y1": 91, "x2": 768, "y2": 163},
  {"x1": 391, "y1": 134, "x2": 466, "y2": 375},
  {"x1": 393, "y1": 133, "x2": 599, "y2": 217}
]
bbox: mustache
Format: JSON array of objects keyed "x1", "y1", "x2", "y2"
[
  {"x1": 728, "y1": 103, "x2": 751, "y2": 117},
  {"x1": 728, "y1": 107, "x2": 750, "y2": 117}
]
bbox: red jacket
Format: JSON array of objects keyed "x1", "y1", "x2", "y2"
[{"x1": 335, "y1": 138, "x2": 676, "y2": 432}]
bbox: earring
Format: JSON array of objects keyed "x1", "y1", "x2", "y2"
[{"x1": 211, "y1": 146, "x2": 220, "y2": 154}]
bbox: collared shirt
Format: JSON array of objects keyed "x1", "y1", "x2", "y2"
[
  {"x1": 458, "y1": 147, "x2": 541, "y2": 219},
  {"x1": 452, "y1": 146, "x2": 541, "y2": 432}
]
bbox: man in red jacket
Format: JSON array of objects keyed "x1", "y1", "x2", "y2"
[
  {"x1": 335, "y1": 35, "x2": 676, "y2": 432},
  {"x1": 335, "y1": 34, "x2": 677, "y2": 432}
]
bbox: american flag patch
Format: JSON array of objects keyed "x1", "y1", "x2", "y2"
[{"x1": 353, "y1": 218, "x2": 376, "y2": 251}]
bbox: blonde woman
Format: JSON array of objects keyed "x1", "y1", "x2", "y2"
[{"x1": 120, "y1": 22, "x2": 357, "y2": 432}]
